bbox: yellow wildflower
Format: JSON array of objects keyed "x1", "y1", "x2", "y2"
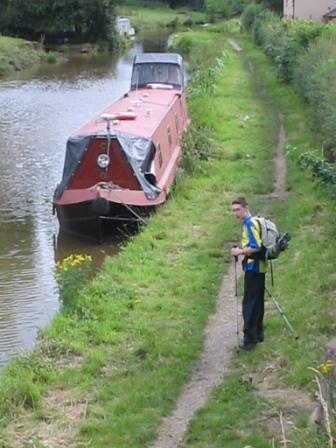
[{"x1": 318, "y1": 360, "x2": 334, "y2": 374}]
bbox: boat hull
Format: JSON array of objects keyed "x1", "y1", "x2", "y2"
[{"x1": 55, "y1": 200, "x2": 155, "y2": 242}]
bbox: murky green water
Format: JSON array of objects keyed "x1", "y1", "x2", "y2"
[{"x1": 0, "y1": 32, "x2": 169, "y2": 368}]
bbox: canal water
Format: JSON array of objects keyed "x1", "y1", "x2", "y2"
[{"x1": 0, "y1": 31, "x2": 169, "y2": 368}]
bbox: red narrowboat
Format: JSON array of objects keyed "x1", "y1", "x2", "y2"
[{"x1": 53, "y1": 53, "x2": 188, "y2": 241}]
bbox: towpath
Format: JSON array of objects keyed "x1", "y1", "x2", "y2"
[{"x1": 149, "y1": 38, "x2": 288, "y2": 448}]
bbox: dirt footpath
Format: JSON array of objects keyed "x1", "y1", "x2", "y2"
[
  {"x1": 149, "y1": 39, "x2": 288, "y2": 448},
  {"x1": 150, "y1": 262, "x2": 239, "y2": 448}
]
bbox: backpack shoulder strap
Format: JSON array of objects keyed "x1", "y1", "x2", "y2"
[{"x1": 253, "y1": 216, "x2": 263, "y2": 240}]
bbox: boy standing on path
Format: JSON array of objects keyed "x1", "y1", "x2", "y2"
[{"x1": 231, "y1": 197, "x2": 267, "y2": 351}]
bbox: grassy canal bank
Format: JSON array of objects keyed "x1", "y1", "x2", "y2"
[
  {"x1": 0, "y1": 23, "x2": 335, "y2": 448},
  {"x1": 117, "y1": 1, "x2": 207, "y2": 30},
  {"x1": 0, "y1": 36, "x2": 49, "y2": 77}
]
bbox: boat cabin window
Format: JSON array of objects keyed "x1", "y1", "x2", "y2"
[
  {"x1": 167, "y1": 126, "x2": 172, "y2": 149},
  {"x1": 131, "y1": 63, "x2": 182, "y2": 90},
  {"x1": 175, "y1": 113, "x2": 179, "y2": 134},
  {"x1": 156, "y1": 143, "x2": 163, "y2": 168}
]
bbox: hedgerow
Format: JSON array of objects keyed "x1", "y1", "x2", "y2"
[
  {"x1": 293, "y1": 35, "x2": 336, "y2": 155},
  {"x1": 241, "y1": 6, "x2": 336, "y2": 186}
]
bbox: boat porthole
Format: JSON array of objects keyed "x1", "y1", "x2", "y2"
[
  {"x1": 100, "y1": 141, "x2": 107, "y2": 150},
  {"x1": 97, "y1": 153, "x2": 110, "y2": 169}
]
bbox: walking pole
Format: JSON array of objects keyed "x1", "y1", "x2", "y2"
[
  {"x1": 270, "y1": 260, "x2": 274, "y2": 287},
  {"x1": 265, "y1": 286, "x2": 299, "y2": 340},
  {"x1": 234, "y1": 255, "x2": 240, "y2": 350}
]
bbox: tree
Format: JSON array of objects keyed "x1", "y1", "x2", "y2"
[
  {"x1": 256, "y1": 0, "x2": 282, "y2": 13},
  {"x1": 168, "y1": 0, "x2": 204, "y2": 9},
  {"x1": 0, "y1": 0, "x2": 116, "y2": 43}
]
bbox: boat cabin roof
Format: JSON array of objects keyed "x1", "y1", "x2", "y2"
[
  {"x1": 133, "y1": 53, "x2": 183, "y2": 67},
  {"x1": 131, "y1": 53, "x2": 184, "y2": 91},
  {"x1": 73, "y1": 87, "x2": 182, "y2": 141}
]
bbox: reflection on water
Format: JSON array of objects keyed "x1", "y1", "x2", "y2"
[
  {"x1": 0, "y1": 31, "x2": 170, "y2": 368},
  {"x1": 54, "y1": 232, "x2": 120, "y2": 270}
]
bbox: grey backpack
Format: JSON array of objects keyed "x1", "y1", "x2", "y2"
[{"x1": 256, "y1": 216, "x2": 291, "y2": 260}]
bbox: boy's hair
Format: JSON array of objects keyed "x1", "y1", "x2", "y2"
[{"x1": 232, "y1": 197, "x2": 248, "y2": 208}]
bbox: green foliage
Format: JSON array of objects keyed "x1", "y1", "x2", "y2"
[
  {"x1": 173, "y1": 31, "x2": 228, "y2": 172},
  {"x1": 118, "y1": 2, "x2": 207, "y2": 30},
  {"x1": 297, "y1": 150, "x2": 336, "y2": 196},
  {"x1": 294, "y1": 36, "x2": 336, "y2": 151},
  {"x1": 55, "y1": 254, "x2": 93, "y2": 310},
  {"x1": 241, "y1": 3, "x2": 264, "y2": 31},
  {"x1": 174, "y1": 33, "x2": 194, "y2": 54},
  {"x1": 248, "y1": 13, "x2": 324, "y2": 81},
  {"x1": 205, "y1": 0, "x2": 231, "y2": 20},
  {"x1": 257, "y1": 0, "x2": 282, "y2": 12},
  {"x1": 205, "y1": 0, "x2": 250, "y2": 20},
  {"x1": 181, "y1": 124, "x2": 212, "y2": 173},
  {"x1": 204, "y1": 0, "x2": 280, "y2": 21},
  {"x1": 0, "y1": 0, "x2": 117, "y2": 43},
  {"x1": 0, "y1": 35, "x2": 47, "y2": 76},
  {"x1": 168, "y1": 0, "x2": 205, "y2": 8},
  {"x1": 243, "y1": 4, "x2": 336, "y2": 153}
]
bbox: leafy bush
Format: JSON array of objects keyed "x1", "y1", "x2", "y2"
[
  {"x1": 205, "y1": 0, "x2": 231, "y2": 20},
  {"x1": 0, "y1": 0, "x2": 117, "y2": 43},
  {"x1": 251, "y1": 10, "x2": 277, "y2": 47},
  {"x1": 229, "y1": 0, "x2": 250, "y2": 15},
  {"x1": 294, "y1": 36, "x2": 336, "y2": 148},
  {"x1": 298, "y1": 151, "x2": 336, "y2": 196},
  {"x1": 241, "y1": 3, "x2": 264, "y2": 31},
  {"x1": 246, "y1": 8, "x2": 324, "y2": 81},
  {"x1": 243, "y1": 2, "x2": 336, "y2": 162},
  {"x1": 253, "y1": 16, "x2": 321, "y2": 81}
]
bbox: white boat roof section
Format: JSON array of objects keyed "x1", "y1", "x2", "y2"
[{"x1": 133, "y1": 53, "x2": 183, "y2": 67}]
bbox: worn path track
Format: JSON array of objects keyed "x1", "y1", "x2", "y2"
[
  {"x1": 149, "y1": 38, "x2": 288, "y2": 448},
  {"x1": 149, "y1": 263, "x2": 238, "y2": 448}
]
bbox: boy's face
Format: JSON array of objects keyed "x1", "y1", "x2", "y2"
[{"x1": 232, "y1": 203, "x2": 248, "y2": 221}]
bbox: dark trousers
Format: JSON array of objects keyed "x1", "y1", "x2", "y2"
[{"x1": 243, "y1": 271, "x2": 265, "y2": 344}]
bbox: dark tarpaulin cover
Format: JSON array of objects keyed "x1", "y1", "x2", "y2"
[{"x1": 54, "y1": 131, "x2": 161, "y2": 200}]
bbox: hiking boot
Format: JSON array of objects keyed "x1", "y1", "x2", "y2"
[
  {"x1": 256, "y1": 336, "x2": 264, "y2": 343},
  {"x1": 239, "y1": 342, "x2": 256, "y2": 351}
]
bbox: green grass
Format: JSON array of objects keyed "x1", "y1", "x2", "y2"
[
  {"x1": 0, "y1": 36, "x2": 47, "y2": 76},
  {"x1": 117, "y1": 1, "x2": 207, "y2": 30}
]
